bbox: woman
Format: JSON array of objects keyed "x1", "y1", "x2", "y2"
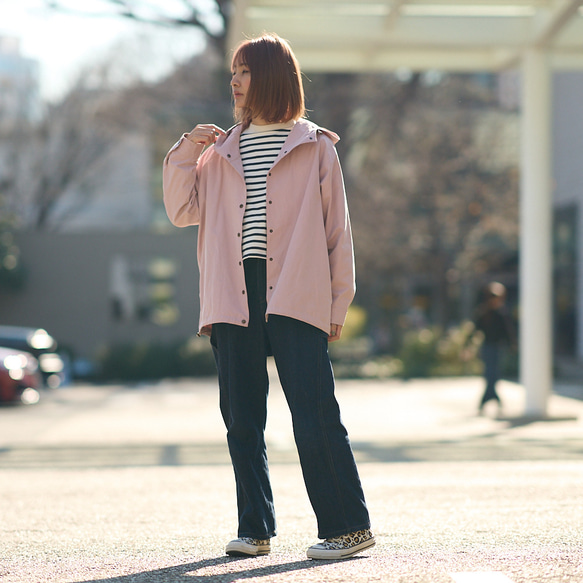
[{"x1": 163, "y1": 33, "x2": 373, "y2": 560}]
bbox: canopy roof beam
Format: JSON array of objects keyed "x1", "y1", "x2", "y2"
[{"x1": 229, "y1": 1, "x2": 583, "y2": 73}]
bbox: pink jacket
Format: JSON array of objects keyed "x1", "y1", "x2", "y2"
[{"x1": 163, "y1": 118, "x2": 355, "y2": 336}]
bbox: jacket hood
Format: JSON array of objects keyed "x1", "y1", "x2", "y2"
[{"x1": 214, "y1": 118, "x2": 339, "y2": 157}]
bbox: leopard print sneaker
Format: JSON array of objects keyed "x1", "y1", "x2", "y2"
[
  {"x1": 226, "y1": 537, "x2": 271, "y2": 557},
  {"x1": 307, "y1": 529, "x2": 375, "y2": 560}
]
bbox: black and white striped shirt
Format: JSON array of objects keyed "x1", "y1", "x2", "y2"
[{"x1": 240, "y1": 122, "x2": 293, "y2": 260}]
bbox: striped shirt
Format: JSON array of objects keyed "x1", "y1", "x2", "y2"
[{"x1": 240, "y1": 122, "x2": 293, "y2": 260}]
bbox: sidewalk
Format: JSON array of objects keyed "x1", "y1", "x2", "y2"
[{"x1": 1, "y1": 374, "x2": 582, "y2": 582}]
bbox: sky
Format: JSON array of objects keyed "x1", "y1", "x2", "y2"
[{"x1": 0, "y1": 0, "x2": 214, "y2": 101}]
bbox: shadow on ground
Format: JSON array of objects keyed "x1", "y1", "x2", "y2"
[
  {"x1": 1, "y1": 431, "x2": 583, "y2": 470},
  {"x1": 70, "y1": 555, "x2": 352, "y2": 583}
]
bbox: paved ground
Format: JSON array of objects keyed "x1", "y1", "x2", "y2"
[{"x1": 1, "y1": 369, "x2": 582, "y2": 583}]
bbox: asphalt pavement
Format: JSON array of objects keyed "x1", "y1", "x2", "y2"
[{"x1": 1, "y1": 368, "x2": 582, "y2": 583}]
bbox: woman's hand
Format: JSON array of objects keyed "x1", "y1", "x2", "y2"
[
  {"x1": 186, "y1": 124, "x2": 226, "y2": 147},
  {"x1": 329, "y1": 324, "x2": 343, "y2": 342}
]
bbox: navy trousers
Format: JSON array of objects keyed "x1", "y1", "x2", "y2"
[{"x1": 211, "y1": 258, "x2": 370, "y2": 539}]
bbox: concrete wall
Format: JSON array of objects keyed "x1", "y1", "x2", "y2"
[{"x1": 0, "y1": 230, "x2": 200, "y2": 361}]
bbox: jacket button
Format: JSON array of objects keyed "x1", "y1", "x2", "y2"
[
  {"x1": 237, "y1": 233, "x2": 241, "y2": 237},
  {"x1": 242, "y1": 319, "x2": 246, "y2": 324},
  {"x1": 269, "y1": 286, "x2": 273, "y2": 290},
  {"x1": 268, "y1": 200, "x2": 272, "y2": 204},
  {"x1": 227, "y1": 154, "x2": 231, "y2": 158},
  {"x1": 269, "y1": 257, "x2": 273, "y2": 261},
  {"x1": 269, "y1": 229, "x2": 273, "y2": 233},
  {"x1": 239, "y1": 204, "x2": 244, "y2": 208},
  {"x1": 242, "y1": 290, "x2": 245, "y2": 294}
]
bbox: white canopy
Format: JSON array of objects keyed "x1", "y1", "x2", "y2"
[
  {"x1": 228, "y1": 0, "x2": 583, "y2": 418},
  {"x1": 228, "y1": 1, "x2": 583, "y2": 73}
]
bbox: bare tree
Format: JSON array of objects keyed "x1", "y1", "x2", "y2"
[
  {"x1": 0, "y1": 32, "x2": 232, "y2": 231},
  {"x1": 0, "y1": 1, "x2": 233, "y2": 231},
  {"x1": 45, "y1": 0, "x2": 231, "y2": 53},
  {"x1": 308, "y1": 72, "x2": 519, "y2": 333},
  {"x1": 2, "y1": 77, "x2": 122, "y2": 229}
]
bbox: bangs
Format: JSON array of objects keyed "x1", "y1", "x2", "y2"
[{"x1": 231, "y1": 44, "x2": 250, "y2": 70}]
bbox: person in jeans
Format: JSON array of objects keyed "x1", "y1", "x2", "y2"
[
  {"x1": 474, "y1": 282, "x2": 516, "y2": 414},
  {"x1": 162, "y1": 33, "x2": 373, "y2": 560}
]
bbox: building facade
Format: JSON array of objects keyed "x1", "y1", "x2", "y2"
[{"x1": 0, "y1": 36, "x2": 40, "y2": 128}]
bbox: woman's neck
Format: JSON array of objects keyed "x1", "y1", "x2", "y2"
[{"x1": 243, "y1": 119, "x2": 295, "y2": 134}]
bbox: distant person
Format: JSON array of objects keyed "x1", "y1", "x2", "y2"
[
  {"x1": 162, "y1": 33, "x2": 373, "y2": 560},
  {"x1": 474, "y1": 282, "x2": 516, "y2": 414}
]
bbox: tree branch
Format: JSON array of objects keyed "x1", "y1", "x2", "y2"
[{"x1": 45, "y1": 0, "x2": 228, "y2": 51}]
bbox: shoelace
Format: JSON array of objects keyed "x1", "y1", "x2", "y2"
[{"x1": 241, "y1": 537, "x2": 270, "y2": 545}]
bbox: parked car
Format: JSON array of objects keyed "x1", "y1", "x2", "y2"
[
  {"x1": 0, "y1": 346, "x2": 43, "y2": 404},
  {"x1": 0, "y1": 326, "x2": 67, "y2": 388}
]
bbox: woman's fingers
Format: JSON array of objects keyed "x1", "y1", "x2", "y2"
[
  {"x1": 329, "y1": 324, "x2": 343, "y2": 342},
  {"x1": 187, "y1": 124, "x2": 226, "y2": 146}
]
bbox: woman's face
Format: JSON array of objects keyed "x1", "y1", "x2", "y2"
[{"x1": 231, "y1": 61, "x2": 251, "y2": 108}]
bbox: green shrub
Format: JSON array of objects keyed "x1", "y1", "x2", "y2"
[
  {"x1": 396, "y1": 322, "x2": 483, "y2": 379},
  {"x1": 398, "y1": 327, "x2": 440, "y2": 378},
  {"x1": 95, "y1": 337, "x2": 216, "y2": 382},
  {"x1": 432, "y1": 321, "x2": 484, "y2": 377}
]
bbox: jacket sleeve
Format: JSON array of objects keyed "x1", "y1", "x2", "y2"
[
  {"x1": 162, "y1": 135, "x2": 206, "y2": 227},
  {"x1": 318, "y1": 135, "x2": 356, "y2": 326}
]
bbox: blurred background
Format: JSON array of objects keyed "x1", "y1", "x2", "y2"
[{"x1": 0, "y1": 0, "x2": 581, "y2": 396}]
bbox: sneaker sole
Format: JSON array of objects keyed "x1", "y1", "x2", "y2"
[
  {"x1": 307, "y1": 537, "x2": 375, "y2": 560},
  {"x1": 225, "y1": 542, "x2": 270, "y2": 557}
]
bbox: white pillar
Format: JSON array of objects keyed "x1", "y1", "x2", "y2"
[{"x1": 520, "y1": 48, "x2": 552, "y2": 417}]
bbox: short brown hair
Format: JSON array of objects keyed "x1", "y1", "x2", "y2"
[{"x1": 231, "y1": 33, "x2": 305, "y2": 128}]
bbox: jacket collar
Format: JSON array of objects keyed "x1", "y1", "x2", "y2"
[
  {"x1": 214, "y1": 118, "x2": 339, "y2": 162},
  {"x1": 214, "y1": 123, "x2": 243, "y2": 161}
]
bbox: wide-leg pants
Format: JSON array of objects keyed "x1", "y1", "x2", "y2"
[{"x1": 211, "y1": 258, "x2": 371, "y2": 539}]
